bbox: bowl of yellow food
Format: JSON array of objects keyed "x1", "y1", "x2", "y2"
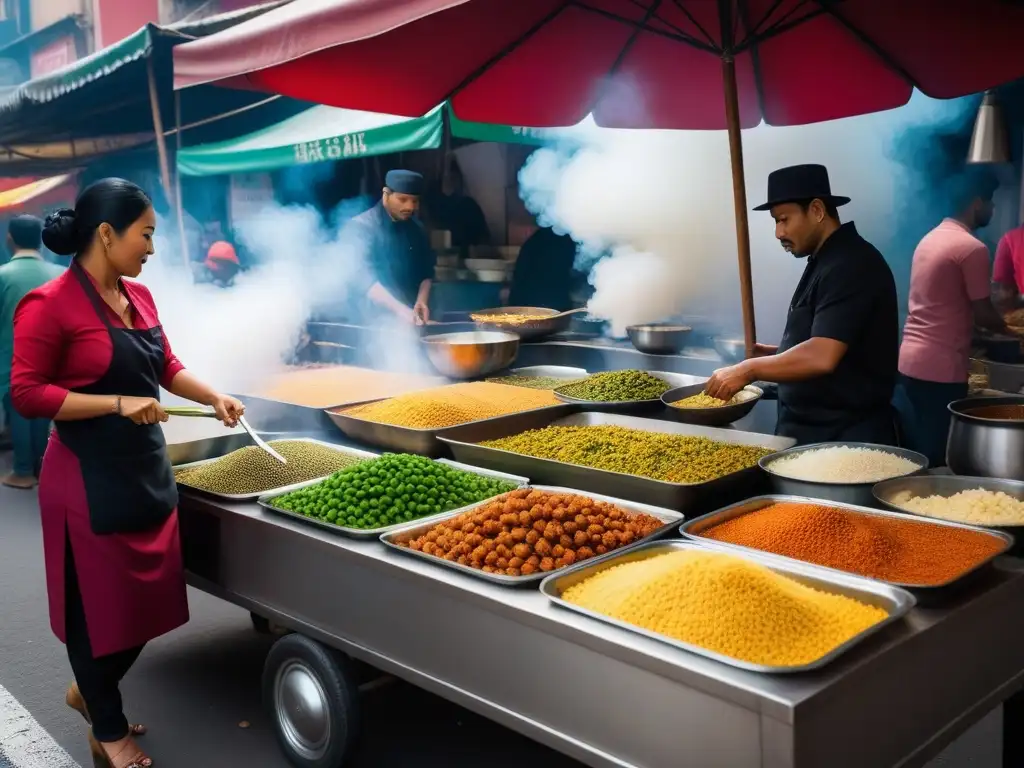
[
  {"x1": 470, "y1": 306, "x2": 574, "y2": 340},
  {"x1": 661, "y1": 382, "x2": 763, "y2": 427}
]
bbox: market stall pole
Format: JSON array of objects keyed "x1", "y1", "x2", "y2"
[{"x1": 172, "y1": 0, "x2": 1024, "y2": 359}]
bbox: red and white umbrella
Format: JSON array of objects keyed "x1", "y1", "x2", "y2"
[{"x1": 175, "y1": 0, "x2": 1024, "y2": 353}]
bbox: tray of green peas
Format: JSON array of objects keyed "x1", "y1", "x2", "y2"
[{"x1": 257, "y1": 453, "x2": 529, "y2": 539}]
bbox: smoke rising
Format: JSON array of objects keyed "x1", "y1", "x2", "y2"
[
  {"x1": 519, "y1": 92, "x2": 987, "y2": 343},
  {"x1": 142, "y1": 191, "x2": 431, "y2": 396}
]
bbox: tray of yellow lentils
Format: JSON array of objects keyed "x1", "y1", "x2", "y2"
[
  {"x1": 539, "y1": 539, "x2": 915, "y2": 673},
  {"x1": 323, "y1": 381, "x2": 578, "y2": 457}
]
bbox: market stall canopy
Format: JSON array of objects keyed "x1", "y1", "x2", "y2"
[
  {"x1": 178, "y1": 104, "x2": 444, "y2": 176},
  {"x1": 0, "y1": 173, "x2": 76, "y2": 212},
  {"x1": 177, "y1": 101, "x2": 593, "y2": 176},
  {"x1": 0, "y1": 0, "x2": 292, "y2": 176},
  {"x1": 173, "y1": 0, "x2": 1024, "y2": 129}
]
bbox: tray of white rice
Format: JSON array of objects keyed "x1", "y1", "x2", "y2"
[
  {"x1": 759, "y1": 442, "x2": 928, "y2": 508},
  {"x1": 873, "y1": 474, "x2": 1024, "y2": 555}
]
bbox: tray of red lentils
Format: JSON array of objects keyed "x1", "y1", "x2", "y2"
[{"x1": 679, "y1": 495, "x2": 1014, "y2": 590}]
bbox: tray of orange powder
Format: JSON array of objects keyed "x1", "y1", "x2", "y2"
[{"x1": 679, "y1": 495, "x2": 1013, "y2": 590}]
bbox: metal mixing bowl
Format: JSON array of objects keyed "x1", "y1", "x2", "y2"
[
  {"x1": 421, "y1": 331, "x2": 520, "y2": 379},
  {"x1": 713, "y1": 337, "x2": 746, "y2": 363},
  {"x1": 627, "y1": 324, "x2": 692, "y2": 355},
  {"x1": 661, "y1": 383, "x2": 762, "y2": 427}
]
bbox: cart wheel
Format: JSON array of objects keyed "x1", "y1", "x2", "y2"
[{"x1": 263, "y1": 634, "x2": 359, "y2": 768}]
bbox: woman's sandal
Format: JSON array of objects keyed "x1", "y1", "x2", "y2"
[
  {"x1": 66, "y1": 683, "x2": 147, "y2": 736},
  {"x1": 87, "y1": 732, "x2": 152, "y2": 768}
]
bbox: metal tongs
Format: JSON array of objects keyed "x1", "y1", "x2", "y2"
[{"x1": 164, "y1": 406, "x2": 287, "y2": 464}]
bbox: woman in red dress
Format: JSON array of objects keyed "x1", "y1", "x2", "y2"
[{"x1": 11, "y1": 178, "x2": 244, "y2": 768}]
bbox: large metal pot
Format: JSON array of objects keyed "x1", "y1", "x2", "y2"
[{"x1": 947, "y1": 395, "x2": 1024, "y2": 479}]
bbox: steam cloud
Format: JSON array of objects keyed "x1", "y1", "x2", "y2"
[
  {"x1": 519, "y1": 92, "x2": 983, "y2": 342},
  {"x1": 142, "y1": 193, "x2": 431, "y2": 395}
]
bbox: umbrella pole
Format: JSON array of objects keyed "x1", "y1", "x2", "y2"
[
  {"x1": 145, "y1": 57, "x2": 174, "y2": 212},
  {"x1": 721, "y1": 56, "x2": 757, "y2": 359}
]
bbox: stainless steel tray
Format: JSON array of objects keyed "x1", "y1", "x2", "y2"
[
  {"x1": 174, "y1": 438, "x2": 379, "y2": 502},
  {"x1": 438, "y1": 410, "x2": 794, "y2": 513},
  {"x1": 257, "y1": 459, "x2": 529, "y2": 540},
  {"x1": 540, "y1": 539, "x2": 916, "y2": 674},
  {"x1": 324, "y1": 398, "x2": 577, "y2": 457},
  {"x1": 167, "y1": 430, "x2": 303, "y2": 466},
  {"x1": 759, "y1": 441, "x2": 929, "y2": 508},
  {"x1": 504, "y1": 365, "x2": 589, "y2": 379},
  {"x1": 552, "y1": 371, "x2": 705, "y2": 414},
  {"x1": 873, "y1": 474, "x2": 1024, "y2": 539},
  {"x1": 380, "y1": 485, "x2": 682, "y2": 586},
  {"x1": 679, "y1": 494, "x2": 1014, "y2": 589}
]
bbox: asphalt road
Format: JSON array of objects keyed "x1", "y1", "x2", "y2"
[{"x1": 0, "y1": 449, "x2": 583, "y2": 768}]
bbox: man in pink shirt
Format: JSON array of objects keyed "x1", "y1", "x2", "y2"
[
  {"x1": 895, "y1": 167, "x2": 1010, "y2": 465},
  {"x1": 993, "y1": 223, "x2": 1024, "y2": 310}
]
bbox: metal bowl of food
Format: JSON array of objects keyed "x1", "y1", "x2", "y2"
[
  {"x1": 947, "y1": 396, "x2": 1024, "y2": 479},
  {"x1": 661, "y1": 382, "x2": 763, "y2": 427},
  {"x1": 626, "y1": 324, "x2": 692, "y2": 355},
  {"x1": 471, "y1": 306, "x2": 573, "y2": 340},
  {"x1": 713, "y1": 337, "x2": 746, "y2": 363},
  {"x1": 421, "y1": 331, "x2": 520, "y2": 379}
]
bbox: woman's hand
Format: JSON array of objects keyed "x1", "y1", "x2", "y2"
[
  {"x1": 210, "y1": 394, "x2": 245, "y2": 427},
  {"x1": 119, "y1": 396, "x2": 168, "y2": 425}
]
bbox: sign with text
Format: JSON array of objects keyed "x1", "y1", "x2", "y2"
[{"x1": 293, "y1": 132, "x2": 369, "y2": 164}]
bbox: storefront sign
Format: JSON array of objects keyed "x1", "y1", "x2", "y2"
[
  {"x1": 293, "y1": 132, "x2": 369, "y2": 164},
  {"x1": 30, "y1": 35, "x2": 76, "y2": 78}
]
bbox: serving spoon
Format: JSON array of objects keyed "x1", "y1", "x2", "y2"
[{"x1": 164, "y1": 406, "x2": 287, "y2": 464}]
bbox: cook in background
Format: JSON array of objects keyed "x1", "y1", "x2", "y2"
[
  {"x1": 507, "y1": 226, "x2": 587, "y2": 310},
  {"x1": 11, "y1": 178, "x2": 243, "y2": 768},
  {"x1": 893, "y1": 167, "x2": 1012, "y2": 466},
  {"x1": 427, "y1": 158, "x2": 490, "y2": 250},
  {"x1": 348, "y1": 169, "x2": 435, "y2": 325},
  {"x1": 0, "y1": 215, "x2": 63, "y2": 489},
  {"x1": 992, "y1": 218, "x2": 1024, "y2": 314},
  {"x1": 706, "y1": 164, "x2": 899, "y2": 445},
  {"x1": 190, "y1": 239, "x2": 241, "y2": 288}
]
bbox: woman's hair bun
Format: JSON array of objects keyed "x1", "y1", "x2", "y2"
[{"x1": 42, "y1": 208, "x2": 79, "y2": 256}]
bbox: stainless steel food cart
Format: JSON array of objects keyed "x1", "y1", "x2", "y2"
[{"x1": 178, "y1": 485, "x2": 1024, "y2": 768}]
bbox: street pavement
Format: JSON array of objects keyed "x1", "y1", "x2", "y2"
[{"x1": 0, "y1": 450, "x2": 583, "y2": 767}]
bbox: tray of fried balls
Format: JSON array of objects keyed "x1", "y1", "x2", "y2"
[{"x1": 380, "y1": 486, "x2": 682, "y2": 586}]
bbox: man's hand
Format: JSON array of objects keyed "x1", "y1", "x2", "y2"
[
  {"x1": 413, "y1": 301, "x2": 430, "y2": 326},
  {"x1": 752, "y1": 343, "x2": 778, "y2": 358},
  {"x1": 705, "y1": 361, "x2": 754, "y2": 401}
]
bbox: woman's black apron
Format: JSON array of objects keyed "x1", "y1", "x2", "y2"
[{"x1": 54, "y1": 262, "x2": 177, "y2": 535}]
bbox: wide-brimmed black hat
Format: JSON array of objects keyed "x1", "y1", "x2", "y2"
[{"x1": 753, "y1": 164, "x2": 850, "y2": 211}]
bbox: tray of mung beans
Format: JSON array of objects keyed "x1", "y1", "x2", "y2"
[
  {"x1": 540, "y1": 539, "x2": 915, "y2": 673},
  {"x1": 257, "y1": 453, "x2": 529, "y2": 539},
  {"x1": 680, "y1": 495, "x2": 1013, "y2": 590},
  {"x1": 173, "y1": 438, "x2": 379, "y2": 501},
  {"x1": 381, "y1": 486, "x2": 682, "y2": 586},
  {"x1": 438, "y1": 410, "x2": 795, "y2": 512},
  {"x1": 324, "y1": 381, "x2": 578, "y2": 457},
  {"x1": 552, "y1": 370, "x2": 702, "y2": 412}
]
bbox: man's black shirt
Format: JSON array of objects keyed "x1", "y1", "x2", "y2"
[{"x1": 775, "y1": 222, "x2": 899, "y2": 439}]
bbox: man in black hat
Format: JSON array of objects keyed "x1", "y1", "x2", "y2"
[
  {"x1": 706, "y1": 164, "x2": 899, "y2": 445},
  {"x1": 348, "y1": 169, "x2": 435, "y2": 324}
]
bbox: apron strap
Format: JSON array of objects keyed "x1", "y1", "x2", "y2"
[{"x1": 70, "y1": 261, "x2": 139, "y2": 331}]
